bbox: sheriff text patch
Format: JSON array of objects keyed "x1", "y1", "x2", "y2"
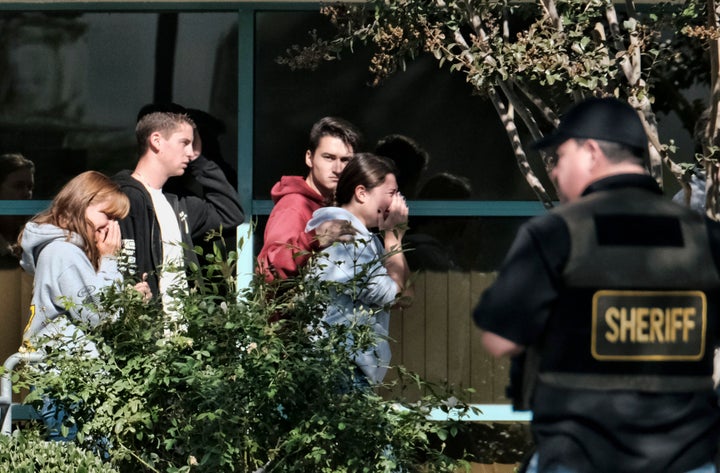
[{"x1": 591, "y1": 290, "x2": 706, "y2": 361}]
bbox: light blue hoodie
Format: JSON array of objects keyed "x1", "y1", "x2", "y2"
[
  {"x1": 19, "y1": 222, "x2": 121, "y2": 353},
  {"x1": 305, "y1": 207, "x2": 399, "y2": 384}
]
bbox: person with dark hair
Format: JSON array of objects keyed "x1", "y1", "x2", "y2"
[
  {"x1": 374, "y1": 134, "x2": 429, "y2": 199},
  {"x1": 417, "y1": 172, "x2": 472, "y2": 200},
  {"x1": 405, "y1": 172, "x2": 473, "y2": 271},
  {"x1": 305, "y1": 153, "x2": 411, "y2": 385},
  {"x1": 257, "y1": 116, "x2": 362, "y2": 282},
  {"x1": 473, "y1": 97, "x2": 720, "y2": 473},
  {"x1": 0, "y1": 153, "x2": 34, "y2": 265},
  {"x1": 672, "y1": 106, "x2": 711, "y2": 215},
  {"x1": 113, "y1": 106, "x2": 244, "y2": 314},
  {"x1": 0, "y1": 153, "x2": 34, "y2": 200}
]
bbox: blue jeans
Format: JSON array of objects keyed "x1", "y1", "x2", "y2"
[
  {"x1": 39, "y1": 396, "x2": 78, "y2": 441},
  {"x1": 525, "y1": 453, "x2": 716, "y2": 473}
]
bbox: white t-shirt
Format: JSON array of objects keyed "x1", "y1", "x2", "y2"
[{"x1": 146, "y1": 186, "x2": 188, "y2": 321}]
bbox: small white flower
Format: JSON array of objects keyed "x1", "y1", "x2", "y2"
[{"x1": 442, "y1": 396, "x2": 459, "y2": 409}]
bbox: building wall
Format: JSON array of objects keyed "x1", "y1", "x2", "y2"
[{"x1": 0, "y1": 268, "x2": 32, "y2": 366}]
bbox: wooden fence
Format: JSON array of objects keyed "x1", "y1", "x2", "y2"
[
  {"x1": 0, "y1": 267, "x2": 32, "y2": 368},
  {"x1": 385, "y1": 271, "x2": 510, "y2": 404},
  {"x1": 0, "y1": 268, "x2": 510, "y2": 405}
]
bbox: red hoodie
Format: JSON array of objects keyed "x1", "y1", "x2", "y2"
[{"x1": 257, "y1": 176, "x2": 326, "y2": 281}]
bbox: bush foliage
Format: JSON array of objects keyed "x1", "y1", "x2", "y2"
[
  {"x1": 0, "y1": 431, "x2": 118, "y2": 473},
  {"x1": 14, "y1": 235, "x2": 476, "y2": 472}
]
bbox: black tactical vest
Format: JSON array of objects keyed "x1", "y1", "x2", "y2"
[{"x1": 538, "y1": 187, "x2": 720, "y2": 392}]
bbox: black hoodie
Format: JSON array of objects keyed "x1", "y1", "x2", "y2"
[{"x1": 113, "y1": 155, "x2": 244, "y2": 298}]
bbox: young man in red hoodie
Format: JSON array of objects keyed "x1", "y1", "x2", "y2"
[{"x1": 257, "y1": 117, "x2": 362, "y2": 281}]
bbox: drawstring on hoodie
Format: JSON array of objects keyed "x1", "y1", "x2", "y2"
[{"x1": 178, "y1": 211, "x2": 189, "y2": 234}]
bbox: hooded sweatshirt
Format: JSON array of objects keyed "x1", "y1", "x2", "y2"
[
  {"x1": 257, "y1": 176, "x2": 326, "y2": 281},
  {"x1": 305, "y1": 207, "x2": 398, "y2": 384},
  {"x1": 113, "y1": 155, "x2": 245, "y2": 298},
  {"x1": 19, "y1": 222, "x2": 121, "y2": 353}
]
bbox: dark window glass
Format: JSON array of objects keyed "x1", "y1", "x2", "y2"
[
  {"x1": 403, "y1": 216, "x2": 528, "y2": 272},
  {"x1": 254, "y1": 10, "x2": 548, "y2": 201},
  {"x1": 0, "y1": 12, "x2": 238, "y2": 199}
]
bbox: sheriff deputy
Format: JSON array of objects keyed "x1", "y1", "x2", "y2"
[{"x1": 473, "y1": 97, "x2": 720, "y2": 473}]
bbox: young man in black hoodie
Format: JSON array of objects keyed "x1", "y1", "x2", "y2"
[{"x1": 113, "y1": 105, "x2": 244, "y2": 308}]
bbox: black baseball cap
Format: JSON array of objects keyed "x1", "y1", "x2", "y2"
[{"x1": 532, "y1": 97, "x2": 647, "y2": 150}]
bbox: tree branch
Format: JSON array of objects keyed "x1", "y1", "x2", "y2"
[
  {"x1": 489, "y1": 87, "x2": 555, "y2": 209},
  {"x1": 705, "y1": 0, "x2": 720, "y2": 219},
  {"x1": 540, "y1": 0, "x2": 562, "y2": 31}
]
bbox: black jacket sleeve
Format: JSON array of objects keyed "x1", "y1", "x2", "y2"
[{"x1": 182, "y1": 155, "x2": 245, "y2": 240}]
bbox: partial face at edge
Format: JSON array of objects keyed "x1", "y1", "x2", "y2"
[
  {"x1": 0, "y1": 168, "x2": 34, "y2": 200},
  {"x1": 550, "y1": 139, "x2": 594, "y2": 204}
]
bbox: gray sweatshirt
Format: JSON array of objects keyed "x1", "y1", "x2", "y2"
[
  {"x1": 19, "y1": 222, "x2": 121, "y2": 353},
  {"x1": 305, "y1": 207, "x2": 398, "y2": 384}
]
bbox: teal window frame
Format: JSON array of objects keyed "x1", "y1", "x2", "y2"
[{"x1": 0, "y1": 1, "x2": 548, "y2": 288}]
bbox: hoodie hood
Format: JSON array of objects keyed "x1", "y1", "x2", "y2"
[
  {"x1": 20, "y1": 222, "x2": 83, "y2": 275},
  {"x1": 305, "y1": 207, "x2": 369, "y2": 237},
  {"x1": 271, "y1": 176, "x2": 326, "y2": 205},
  {"x1": 113, "y1": 169, "x2": 146, "y2": 192}
]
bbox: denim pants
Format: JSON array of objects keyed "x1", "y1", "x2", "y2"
[
  {"x1": 39, "y1": 396, "x2": 78, "y2": 441},
  {"x1": 525, "y1": 453, "x2": 716, "y2": 473}
]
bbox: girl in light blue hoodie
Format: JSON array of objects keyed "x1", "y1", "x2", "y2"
[
  {"x1": 19, "y1": 171, "x2": 141, "y2": 354},
  {"x1": 305, "y1": 153, "x2": 412, "y2": 385},
  {"x1": 18, "y1": 171, "x2": 149, "y2": 440}
]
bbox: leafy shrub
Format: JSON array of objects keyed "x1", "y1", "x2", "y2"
[
  {"x1": 0, "y1": 431, "x2": 118, "y2": 473},
  {"x1": 15, "y1": 235, "x2": 475, "y2": 472}
]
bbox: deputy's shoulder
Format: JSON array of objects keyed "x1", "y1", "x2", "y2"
[{"x1": 523, "y1": 212, "x2": 568, "y2": 237}]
